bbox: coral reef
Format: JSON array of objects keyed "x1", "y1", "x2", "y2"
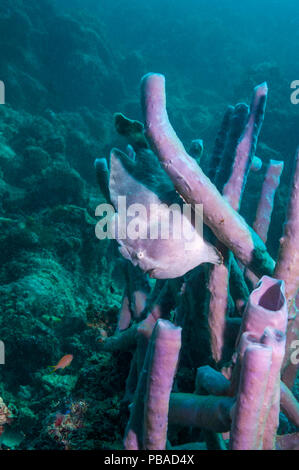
[
  {"x1": 0, "y1": 0, "x2": 129, "y2": 450},
  {"x1": 0, "y1": 0, "x2": 298, "y2": 451},
  {"x1": 98, "y1": 73, "x2": 299, "y2": 450},
  {"x1": 0, "y1": 397, "x2": 12, "y2": 437},
  {"x1": 47, "y1": 400, "x2": 88, "y2": 450}
]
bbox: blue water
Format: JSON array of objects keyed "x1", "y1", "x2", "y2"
[{"x1": 0, "y1": 0, "x2": 298, "y2": 450}]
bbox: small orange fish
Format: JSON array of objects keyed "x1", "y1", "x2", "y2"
[{"x1": 49, "y1": 354, "x2": 73, "y2": 374}]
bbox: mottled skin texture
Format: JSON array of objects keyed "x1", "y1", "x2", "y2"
[{"x1": 108, "y1": 148, "x2": 221, "y2": 279}]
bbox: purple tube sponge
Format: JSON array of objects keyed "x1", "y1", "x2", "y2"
[
  {"x1": 229, "y1": 340, "x2": 273, "y2": 450},
  {"x1": 223, "y1": 82, "x2": 268, "y2": 211},
  {"x1": 253, "y1": 160, "x2": 284, "y2": 244},
  {"x1": 275, "y1": 148, "x2": 299, "y2": 309},
  {"x1": 238, "y1": 275, "x2": 288, "y2": 341},
  {"x1": 124, "y1": 319, "x2": 181, "y2": 450},
  {"x1": 143, "y1": 319, "x2": 181, "y2": 449},
  {"x1": 260, "y1": 328, "x2": 286, "y2": 449},
  {"x1": 141, "y1": 73, "x2": 274, "y2": 278},
  {"x1": 246, "y1": 160, "x2": 284, "y2": 286}
]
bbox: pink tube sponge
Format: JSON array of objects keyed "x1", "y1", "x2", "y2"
[
  {"x1": 229, "y1": 342, "x2": 273, "y2": 450},
  {"x1": 223, "y1": 82, "x2": 268, "y2": 211},
  {"x1": 253, "y1": 160, "x2": 284, "y2": 243},
  {"x1": 143, "y1": 319, "x2": 181, "y2": 449},
  {"x1": 275, "y1": 148, "x2": 299, "y2": 309},
  {"x1": 238, "y1": 275, "x2": 288, "y2": 341},
  {"x1": 141, "y1": 73, "x2": 274, "y2": 278}
]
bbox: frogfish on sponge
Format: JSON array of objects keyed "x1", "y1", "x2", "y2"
[{"x1": 106, "y1": 146, "x2": 222, "y2": 279}]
